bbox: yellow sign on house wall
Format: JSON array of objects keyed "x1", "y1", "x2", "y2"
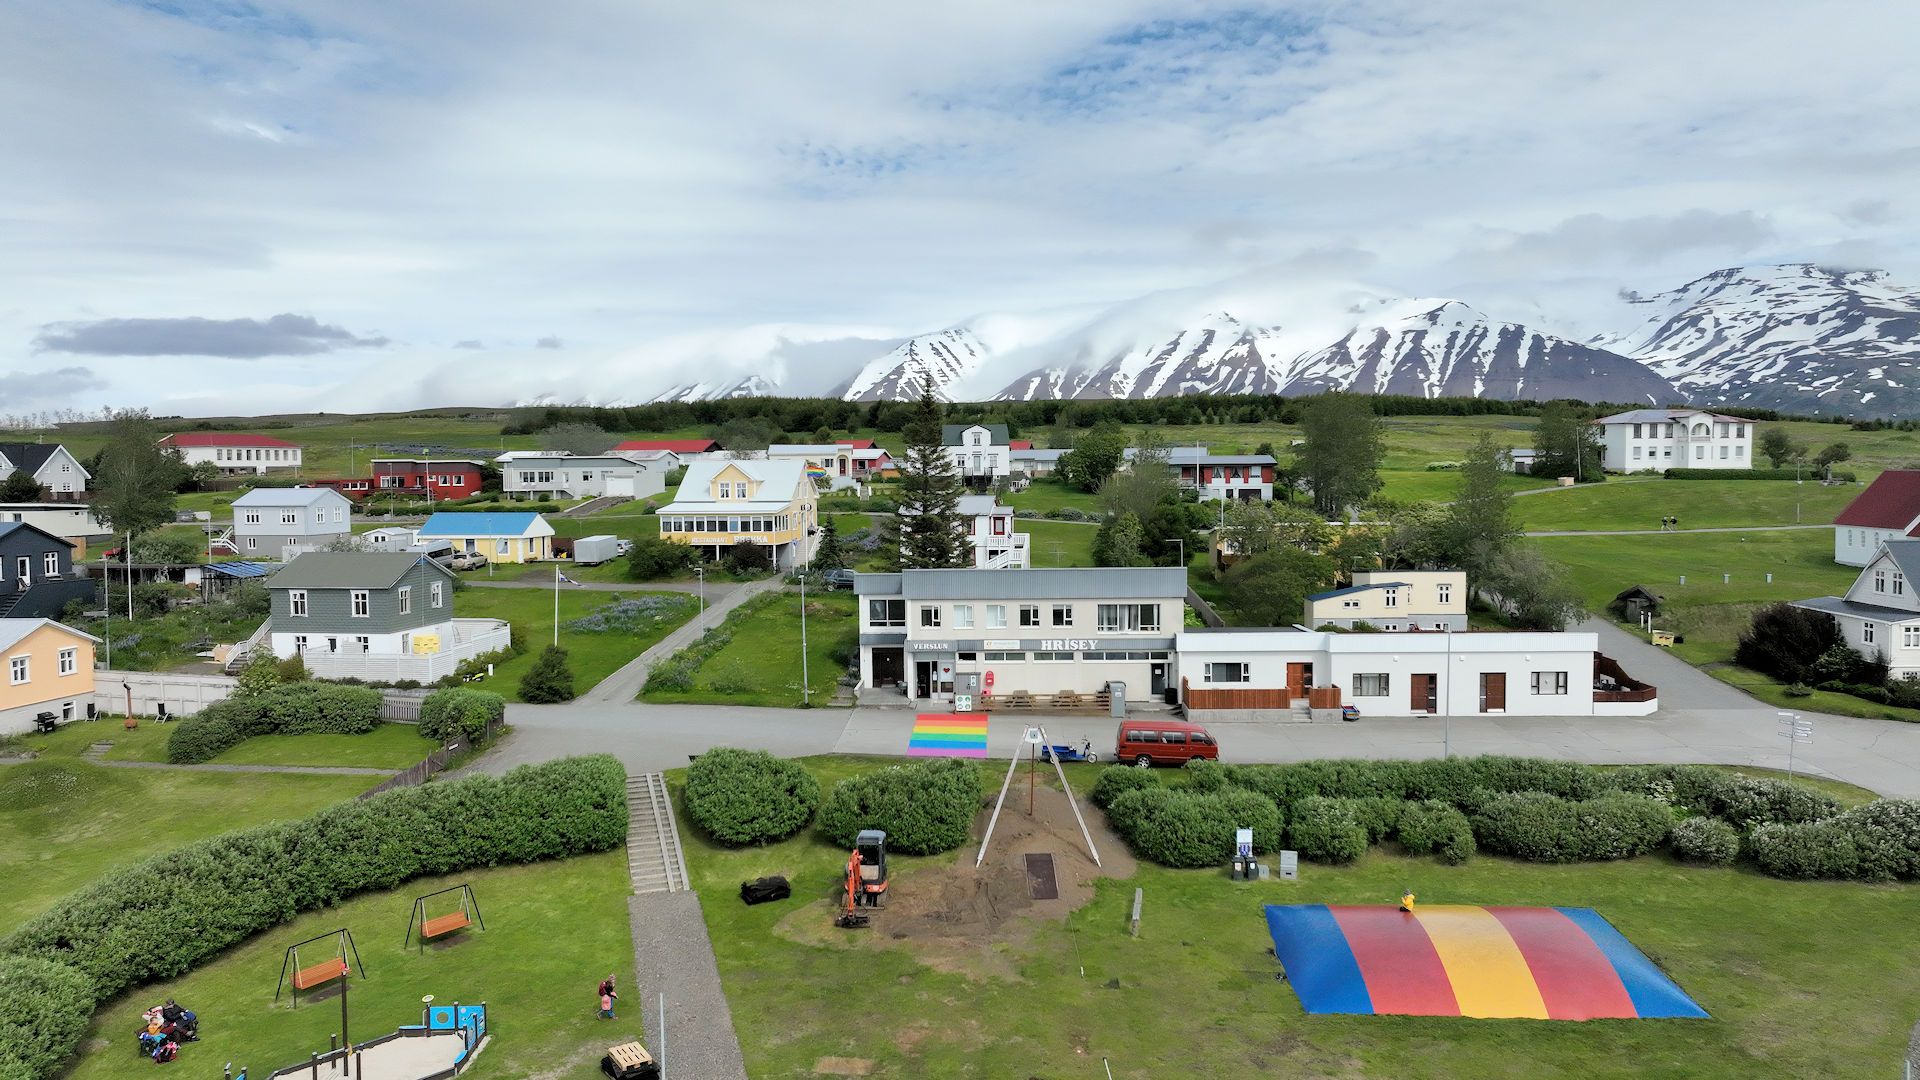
[{"x1": 413, "y1": 634, "x2": 442, "y2": 654}]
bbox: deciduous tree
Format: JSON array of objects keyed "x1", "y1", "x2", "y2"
[
  {"x1": 1298, "y1": 393, "x2": 1385, "y2": 516},
  {"x1": 1061, "y1": 421, "x2": 1127, "y2": 493},
  {"x1": 92, "y1": 409, "x2": 181, "y2": 537},
  {"x1": 537, "y1": 422, "x2": 613, "y2": 456},
  {"x1": 1531, "y1": 401, "x2": 1603, "y2": 481},
  {"x1": 1439, "y1": 433, "x2": 1520, "y2": 578},
  {"x1": 1757, "y1": 426, "x2": 1803, "y2": 468},
  {"x1": 1220, "y1": 547, "x2": 1338, "y2": 627}
]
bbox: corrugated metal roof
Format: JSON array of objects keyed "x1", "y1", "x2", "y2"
[
  {"x1": 416, "y1": 511, "x2": 554, "y2": 537},
  {"x1": 159, "y1": 432, "x2": 301, "y2": 447},
  {"x1": 854, "y1": 572, "x2": 902, "y2": 595},
  {"x1": 0, "y1": 522, "x2": 74, "y2": 549},
  {"x1": 1593, "y1": 409, "x2": 1752, "y2": 425},
  {"x1": 0, "y1": 618, "x2": 99, "y2": 650},
  {"x1": 1791, "y1": 595, "x2": 1920, "y2": 623},
  {"x1": 266, "y1": 551, "x2": 448, "y2": 590},
  {"x1": 232, "y1": 487, "x2": 351, "y2": 507},
  {"x1": 942, "y1": 423, "x2": 1010, "y2": 446},
  {"x1": 202, "y1": 561, "x2": 276, "y2": 578},
  {"x1": 1834, "y1": 471, "x2": 1920, "y2": 530}
]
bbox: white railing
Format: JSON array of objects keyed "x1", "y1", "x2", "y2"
[{"x1": 294, "y1": 619, "x2": 511, "y2": 682}]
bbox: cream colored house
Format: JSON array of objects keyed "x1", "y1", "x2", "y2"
[
  {"x1": 1305, "y1": 570, "x2": 1467, "y2": 631},
  {"x1": 657, "y1": 459, "x2": 818, "y2": 569},
  {"x1": 0, "y1": 618, "x2": 97, "y2": 733}
]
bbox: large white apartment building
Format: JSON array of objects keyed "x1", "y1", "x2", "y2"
[{"x1": 1593, "y1": 409, "x2": 1754, "y2": 472}]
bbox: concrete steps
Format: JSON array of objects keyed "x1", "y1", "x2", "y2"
[{"x1": 626, "y1": 772, "x2": 690, "y2": 895}]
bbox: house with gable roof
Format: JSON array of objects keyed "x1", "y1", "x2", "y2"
[
  {"x1": 0, "y1": 443, "x2": 89, "y2": 499},
  {"x1": 414, "y1": 512, "x2": 555, "y2": 563},
  {"x1": 263, "y1": 551, "x2": 509, "y2": 682},
  {"x1": 943, "y1": 424, "x2": 1012, "y2": 492},
  {"x1": 158, "y1": 432, "x2": 303, "y2": 475},
  {"x1": 1304, "y1": 570, "x2": 1468, "y2": 631},
  {"x1": 657, "y1": 458, "x2": 817, "y2": 568},
  {"x1": 1592, "y1": 409, "x2": 1754, "y2": 472},
  {"x1": 1793, "y1": 537, "x2": 1920, "y2": 679},
  {"x1": 1833, "y1": 470, "x2": 1920, "y2": 567}
]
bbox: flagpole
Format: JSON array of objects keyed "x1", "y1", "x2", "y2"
[{"x1": 553, "y1": 564, "x2": 560, "y2": 647}]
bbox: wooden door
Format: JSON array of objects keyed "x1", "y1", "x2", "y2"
[
  {"x1": 1286, "y1": 662, "x2": 1310, "y2": 701},
  {"x1": 1480, "y1": 672, "x2": 1507, "y2": 712},
  {"x1": 1411, "y1": 674, "x2": 1436, "y2": 714}
]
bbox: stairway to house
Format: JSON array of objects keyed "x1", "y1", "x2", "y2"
[
  {"x1": 1290, "y1": 700, "x2": 1311, "y2": 723},
  {"x1": 625, "y1": 772, "x2": 690, "y2": 895},
  {"x1": 0, "y1": 592, "x2": 21, "y2": 619}
]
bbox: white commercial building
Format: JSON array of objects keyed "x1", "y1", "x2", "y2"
[
  {"x1": 1594, "y1": 409, "x2": 1754, "y2": 472},
  {"x1": 1175, "y1": 627, "x2": 1658, "y2": 720},
  {"x1": 854, "y1": 567, "x2": 1186, "y2": 702},
  {"x1": 495, "y1": 451, "x2": 671, "y2": 501}
]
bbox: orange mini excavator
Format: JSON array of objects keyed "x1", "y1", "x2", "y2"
[{"x1": 834, "y1": 830, "x2": 889, "y2": 929}]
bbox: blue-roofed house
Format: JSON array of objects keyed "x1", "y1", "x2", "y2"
[
  {"x1": 1304, "y1": 570, "x2": 1468, "y2": 631},
  {"x1": 413, "y1": 512, "x2": 555, "y2": 563}
]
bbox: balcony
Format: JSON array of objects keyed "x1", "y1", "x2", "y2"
[{"x1": 294, "y1": 619, "x2": 511, "y2": 682}]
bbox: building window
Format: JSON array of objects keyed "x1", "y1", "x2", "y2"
[
  {"x1": 1632, "y1": 423, "x2": 1642, "y2": 438},
  {"x1": 1437, "y1": 583, "x2": 1452, "y2": 605},
  {"x1": 289, "y1": 590, "x2": 308, "y2": 616},
  {"x1": 984, "y1": 651, "x2": 1025, "y2": 662},
  {"x1": 1342, "y1": 599, "x2": 1360, "y2": 609},
  {"x1": 244, "y1": 512, "x2": 261, "y2": 524},
  {"x1": 1904, "y1": 625, "x2": 1920, "y2": 648},
  {"x1": 42, "y1": 552, "x2": 57, "y2": 576},
  {"x1": 1033, "y1": 651, "x2": 1074, "y2": 662},
  {"x1": 1204, "y1": 662, "x2": 1249, "y2": 683},
  {"x1": 1876, "y1": 570, "x2": 1887, "y2": 593},
  {"x1": 1531, "y1": 671, "x2": 1569, "y2": 695},
  {"x1": 1633, "y1": 447, "x2": 1642, "y2": 460},
  {"x1": 1897, "y1": 573, "x2": 1906, "y2": 596},
  {"x1": 497, "y1": 540, "x2": 511, "y2": 555},
  {"x1": 1693, "y1": 445, "x2": 1704, "y2": 460},
  {"x1": 8, "y1": 656, "x2": 26, "y2": 684},
  {"x1": 293, "y1": 634, "x2": 307, "y2": 651},
  {"x1": 1736, "y1": 445, "x2": 1746, "y2": 458},
  {"x1": 398, "y1": 586, "x2": 412, "y2": 615},
  {"x1": 986, "y1": 604, "x2": 1006, "y2": 628},
  {"x1": 1863, "y1": 621, "x2": 1876, "y2": 644},
  {"x1": 1383, "y1": 589, "x2": 1398, "y2": 609},
  {"x1": 246, "y1": 538, "x2": 258, "y2": 549},
  {"x1": 1096, "y1": 604, "x2": 1161, "y2": 632},
  {"x1": 352, "y1": 590, "x2": 370, "y2": 617},
  {"x1": 281, "y1": 512, "x2": 298, "y2": 525},
  {"x1": 334, "y1": 508, "x2": 345, "y2": 522},
  {"x1": 920, "y1": 606, "x2": 942, "y2": 628},
  {"x1": 1353, "y1": 673, "x2": 1390, "y2": 696},
  {"x1": 952, "y1": 604, "x2": 974, "y2": 629},
  {"x1": 314, "y1": 509, "x2": 325, "y2": 523},
  {"x1": 431, "y1": 581, "x2": 443, "y2": 608},
  {"x1": 57, "y1": 647, "x2": 76, "y2": 676},
  {"x1": 1052, "y1": 604, "x2": 1074, "y2": 627},
  {"x1": 1019, "y1": 604, "x2": 1041, "y2": 627},
  {"x1": 868, "y1": 599, "x2": 905, "y2": 627}
]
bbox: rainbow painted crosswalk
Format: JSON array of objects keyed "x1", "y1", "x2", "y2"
[
  {"x1": 907, "y1": 713, "x2": 989, "y2": 758},
  {"x1": 1264, "y1": 904, "x2": 1708, "y2": 1020}
]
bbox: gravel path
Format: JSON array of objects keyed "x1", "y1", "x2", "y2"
[{"x1": 628, "y1": 892, "x2": 748, "y2": 1080}]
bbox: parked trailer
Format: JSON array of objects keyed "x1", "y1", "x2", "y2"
[{"x1": 573, "y1": 534, "x2": 620, "y2": 566}]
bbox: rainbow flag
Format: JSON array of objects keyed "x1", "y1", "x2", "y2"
[
  {"x1": 1264, "y1": 905, "x2": 1707, "y2": 1020},
  {"x1": 907, "y1": 713, "x2": 988, "y2": 758}
]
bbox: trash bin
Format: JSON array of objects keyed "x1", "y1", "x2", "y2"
[{"x1": 1107, "y1": 681, "x2": 1126, "y2": 718}]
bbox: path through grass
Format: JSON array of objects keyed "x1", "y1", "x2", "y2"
[
  {"x1": 452, "y1": 587, "x2": 696, "y2": 700},
  {"x1": 639, "y1": 590, "x2": 856, "y2": 707}
]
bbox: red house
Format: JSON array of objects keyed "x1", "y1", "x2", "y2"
[
  {"x1": 368, "y1": 459, "x2": 485, "y2": 501},
  {"x1": 307, "y1": 477, "x2": 375, "y2": 500}
]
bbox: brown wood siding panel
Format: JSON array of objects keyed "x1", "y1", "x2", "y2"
[
  {"x1": 1482, "y1": 672, "x2": 1507, "y2": 711},
  {"x1": 1186, "y1": 686, "x2": 1290, "y2": 709}
]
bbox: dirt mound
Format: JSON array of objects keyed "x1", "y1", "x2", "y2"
[{"x1": 777, "y1": 777, "x2": 1135, "y2": 981}]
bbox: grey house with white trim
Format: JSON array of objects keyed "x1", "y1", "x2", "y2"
[
  {"x1": 264, "y1": 552, "x2": 508, "y2": 681},
  {"x1": 231, "y1": 487, "x2": 353, "y2": 560},
  {"x1": 0, "y1": 443, "x2": 89, "y2": 499},
  {"x1": 1792, "y1": 538, "x2": 1920, "y2": 679}
]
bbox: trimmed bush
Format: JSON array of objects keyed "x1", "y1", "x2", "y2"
[
  {"x1": 1181, "y1": 758, "x2": 1231, "y2": 793},
  {"x1": 1471, "y1": 791, "x2": 1671, "y2": 863},
  {"x1": 1396, "y1": 800, "x2": 1476, "y2": 865},
  {"x1": 1, "y1": 755, "x2": 627, "y2": 1006},
  {"x1": 1286, "y1": 797, "x2": 1369, "y2": 864},
  {"x1": 1747, "y1": 820, "x2": 1860, "y2": 880},
  {"x1": 1090, "y1": 764, "x2": 1156, "y2": 809},
  {"x1": 818, "y1": 758, "x2": 981, "y2": 855},
  {"x1": 417, "y1": 687, "x2": 505, "y2": 743},
  {"x1": 1748, "y1": 799, "x2": 1920, "y2": 881},
  {"x1": 0, "y1": 955, "x2": 94, "y2": 1080},
  {"x1": 166, "y1": 683, "x2": 382, "y2": 763},
  {"x1": 684, "y1": 748, "x2": 820, "y2": 845},
  {"x1": 1670, "y1": 816, "x2": 1740, "y2": 866},
  {"x1": 518, "y1": 645, "x2": 577, "y2": 703},
  {"x1": 1106, "y1": 788, "x2": 1282, "y2": 868}
]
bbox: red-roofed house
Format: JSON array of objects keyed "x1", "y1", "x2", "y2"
[
  {"x1": 158, "y1": 433, "x2": 302, "y2": 476},
  {"x1": 1835, "y1": 471, "x2": 1920, "y2": 566},
  {"x1": 1010, "y1": 440, "x2": 1033, "y2": 451},
  {"x1": 836, "y1": 439, "x2": 876, "y2": 450},
  {"x1": 614, "y1": 439, "x2": 719, "y2": 454}
]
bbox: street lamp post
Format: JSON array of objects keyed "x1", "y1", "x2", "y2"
[
  {"x1": 1443, "y1": 626, "x2": 1453, "y2": 759},
  {"x1": 694, "y1": 566, "x2": 705, "y2": 617}
]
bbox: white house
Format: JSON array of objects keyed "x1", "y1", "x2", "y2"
[
  {"x1": 263, "y1": 552, "x2": 510, "y2": 683},
  {"x1": 0, "y1": 504, "x2": 110, "y2": 554},
  {"x1": 1175, "y1": 627, "x2": 1657, "y2": 720},
  {"x1": 1305, "y1": 570, "x2": 1468, "y2": 630},
  {"x1": 956, "y1": 495, "x2": 1029, "y2": 569},
  {"x1": 1832, "y1": 471, "x2": 1920, "y2": 567},
  {"x1": 494, "y1": 451, "x2": 669, "y2": 501},
  {"x1": 0, "y1": 443, "x2": 89, "y2": 498},
  {"x1": 1593, "y1": 409, "x2": 1754, "y2": 472},
  {"x1": 944, "y1": 424, "x2": 1012, "y2": 492},
  {"x1": 766, "y1": 444, "x2": 860, "y2": 492},
  {"x1": 158, "y1": 433, "x2": 303, "y2": 475},
  {"x1": 854, "y1": 567, "x2": 1185, "y2": 701},
  {"x1": 1011, "y1": 447, "x2": 1068, "y2": 478},
  {"x1": 1793, "y1": 539, "x2": 1920, "y2": 678},
  {"x1": 228, "y1": 487, "x2": 353, "y2": 561}
]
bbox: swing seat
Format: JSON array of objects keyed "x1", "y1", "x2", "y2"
[
  {"x1": 421, "y1": 911, "x2": 472, "y2": 938},
  {"x1": 291, "y1": 958, "x2": 348, "y2": 990}
]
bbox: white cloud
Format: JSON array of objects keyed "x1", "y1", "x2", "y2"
[{"x1": 1, "y1": 1, "x2": 1917, "y2": 413}]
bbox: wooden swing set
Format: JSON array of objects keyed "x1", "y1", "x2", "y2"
[
  {"x1": 404, "y1": 883, "x2": 485, "y2": 953},
  {"x1": 274, "y1": 928, "x2": 365, "y2": 1004}
]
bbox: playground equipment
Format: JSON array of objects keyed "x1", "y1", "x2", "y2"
[
  {"x1": 275, "y1": 929, "x2": 364, "y2": 1004},
  {"x1": 405, "y1": 883, "x2": 485, "y2": 952},
  {"x1": 976, "y1": 724, "x2": 1102, "y2": 869},
  {"x1": 833, "y1": 830, "x2": 888, "y2": 929},
  {"x1": 260, "y1": 1000, "x2": 488, "y2": 1079},
  {"x1": 600, "y1": 1039, "x2": 660, "y2": 1080}
]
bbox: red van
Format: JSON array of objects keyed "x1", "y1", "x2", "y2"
[{"x1": 1116, "y1": 719, "x2": 1220, "y2": 768}]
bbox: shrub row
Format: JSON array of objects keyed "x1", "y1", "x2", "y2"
[
  {"x1": 1469, "y1": 791, "x2": 1673, "y2": 863},
  {"x1": 684, "y1": 748, "x2": 820, "y2": 845},
  {"x1": 1671, "y1": 816, "x2": 1740, "y2": 865},
  {"x1": 1662, "y1": 467, "x2": 1855, "y2": 481},
  {"x1": 0, "y1": 755, "x2": 626, "y2": 1080},
  {"x1": 416, "y1": 687, "x2": 506, "y2": 743},
  {"x1": 166, "y1": 683, "x2": 383, "y2": 763},
  {"x1": 818, "y1": 758, "x2": 981, "y2": 855},
  {"x1": 1748, "y1": 799, "x2": 1920, "y2": 881},
  {"x1": 1395, "y1": 800, "x2": 1476, "y2": 865},
  {"x1": 1105, "y1": 787, "x2": 1283, "y2": 868}
]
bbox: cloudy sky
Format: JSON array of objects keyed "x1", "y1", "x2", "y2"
[{"x1": 2, "y1": 0, "x2": 1916, "y2": 416}]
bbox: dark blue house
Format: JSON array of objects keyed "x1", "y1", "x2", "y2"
[{"x1": 0, "y1": 523, "x2": 96, "y2": 619}]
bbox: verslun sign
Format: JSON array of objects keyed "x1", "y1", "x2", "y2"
[{"x1": 1040, "y1": 639, "x2": 1099, "y2": 651}]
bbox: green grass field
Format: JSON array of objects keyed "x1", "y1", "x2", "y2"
[
  {"x1": 451, "y1": 587, "x2": 697, "y2": 700},
  {"x1": 639, "y1": 590, "x2": 856, "y2": 707},
  {"x1": 1005, "y1": 476, "x2": 1104, "y2": 515},
  {"x1": 207, "y1": 723, "x2": 433, "y2": 769},
  {"x1": 677, "y1": 758, "x2": 1918, "y2": 1080},
  {"x1": 1516, "y1": 478, "x2": 1861, "y2": 531},
  {"x1": 1022, "y1": 519, "x2": 1099, "y2": 567}
]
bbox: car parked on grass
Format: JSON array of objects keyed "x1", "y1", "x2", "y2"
[{"x1": 823, "y1": 568, "x2": 856, "y2": 589}]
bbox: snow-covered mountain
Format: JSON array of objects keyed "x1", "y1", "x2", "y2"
[
  {"x1": 1593, "y1": 264, "x2": 1920, "y2": 415},
  {"x1": 648, "y1": 374, "x2": 777, "y2": 403},
  {"x1": 997, "y1": 312, "x2": 1300, "y2": 401},
  {"x1": 840, "y1": 328, "x2": 992, "y2": 401}
]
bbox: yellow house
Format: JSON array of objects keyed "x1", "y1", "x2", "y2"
[
  {"x1": 1305, "y1": 570, "x2": 1469, "y2": 631},
  {"x1": 1, "y1": 618, "x2": 98, "y2": 732},
  {"x1": 657, "y1": 459, "x2": 818, "y2": 569},
  {"x1": 413, "y1": 512, "x2": 556, "y2": 564}
]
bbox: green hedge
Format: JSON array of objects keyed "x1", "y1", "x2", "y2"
[
  {"x1": 1662, "y1": 467, "x2": 1854, "y2": 481},
  {"x1": 166, "y1": 683, "x2": 383, "y2": 763},
  {"x1": 1671, "y1": 816, "x2": 1740, "y2": 865},
  {"x1": 1748, "y1": 800, "x2": 1920, "y2": 881},
  {"x1": 684, "y1": 748, "x2": 820, "y2": 845},
  {"x1": 417, "y1": 687, "x2": 505, "y2": 743},
  {"x1": 1471, "y1": 791, "x2": 1672, "y2": 863},
  {"x1": 1, "y1": 755, "x2": 627, "y2": 1009},
  {"x1": 1396, "y1": 800, "x2": 1476, "y2": 865},
  {"x1": 1091, "y1": 765, "x2": 1158, "y2": 808},
  {"x1": 0, "y1": 956, "x2": 93, "y2": 1080},
  {"x1": 1285, "y1": 797, "x2": 1369, "y2": 864},
  {"x1": 1106, "y1": 788, "x2": 1283, "y2": 868},
  {"x1": 818, "y1": 758, "x2": 981, "y2": 855}
]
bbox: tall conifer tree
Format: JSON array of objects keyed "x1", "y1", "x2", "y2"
[{"x1": 896, "y1": 379, "x2": 964, "y2": 569}]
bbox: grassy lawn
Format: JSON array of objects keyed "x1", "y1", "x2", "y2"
[
  {"x1": 208, "y1": 723, "x2": 433, "y2": 769},
  {"x1": 677, "y1": 757, "x2": 1918, "y2": 1080},
  {"x1": 1022, "y1": 519, "x2": 1099, "y2": 567},
  {"x1": 639, "y1": 590, "x2": 856, "y2": 707},
  {"x1": 57, "y1": 853, "x2": 635, "y2": 1080},
  {"x1": 0, "y1": 758, "x2": 379, "y2": 932},
  {"x1": 1516, "y1": 478, "x2": 1861, "y2": 532},
  {"x1": 451, "y1": 587, "x2": 697, "y2": 701},
  {"x1": 1006, "y1": 476, "x2": 1104, "y2": 515}
]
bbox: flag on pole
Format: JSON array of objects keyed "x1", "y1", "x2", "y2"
[{"x1": 557, "y1": 572, "x2": 581, "y2": 586}]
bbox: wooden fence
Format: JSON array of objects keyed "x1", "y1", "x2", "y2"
[{"x1": 358, "y1": 748, "x2": 453, "y2": 799}]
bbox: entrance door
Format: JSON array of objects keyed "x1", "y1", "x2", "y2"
[
  {"x1": 1411, "y1": 673, "x2": 1437, "y2": 714},
  {"x1": 1480, "y1": 672, "x2": 1507, "y2": 713},
  {"x1": 13, "y1": 556, "x2": 27, "y2": 591},
  {"x1": 1150, "y1": 663, "x2": 1167, "y2": 697},
  {"x1": 915, "y1": 660, "x2": 938, "y2": 699},
  {"x1": 1286, "y1": 662, "x2": 1313, "y2": 701},
  {"x1": 873, "y1": 648, "x2": 904, "y2": 688}
]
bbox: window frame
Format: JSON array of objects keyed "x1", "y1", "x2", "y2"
[
  {"x1": 1353, "y1": 672, "x2": 1391, "y2": 696},
  {"x1": 398, "y1": 585, "x2": 412, "y2": 615},
  {"x1": 289, "y1": 589, "x2": 308, "y2": 617},
  {"x1": 8, "y1": 655, "x2": 27, "y2": 685},
  {"x1": 1531, "y1": 671, "x2": 1569, "y2": 696},
  {"x1": 919, "y1": 605, "x2": 942, "y2": 628},
  {"x1": 57, "y1": 647, "x2": 76, "y2": 676},
  {"x1": 1051, "y1": 604, "x2": 1074, "y2": 627},
  {"x1": 1019, "y1": 604, "x2": 1041, "y2": 627},
  {"x1": 351, "y1": 590, "x2": 370, "y2": 618}
]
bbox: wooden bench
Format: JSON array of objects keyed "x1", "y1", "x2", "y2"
[
  {"x1": 290, "y1": 957, "x2": 348, "y2": 991},
  {"x1": 1002, "y1": 692, "x2": 1035, "y2": 710},
  {"x1": 1052, "y1": 691, "x2": 1082, "y2": 709},
  {"x1": 420, "y1": 911, "x2": 472, "y2": 939}
]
